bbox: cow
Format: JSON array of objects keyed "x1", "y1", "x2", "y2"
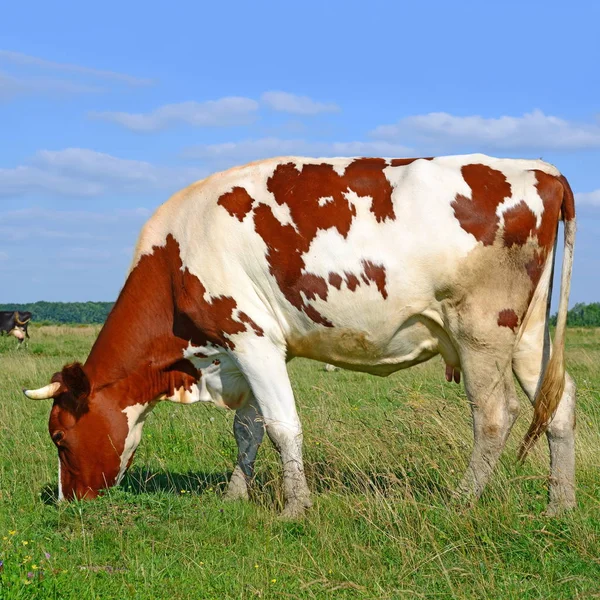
[
  {"x1": 1, "y1": 311, "x2": 32, "y2": 343},
  {"x1": 24, "y1": 154, "x2": 576, "y2": 518}
]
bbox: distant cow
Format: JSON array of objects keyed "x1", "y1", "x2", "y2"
[
  {"x1": 0, "y1": 311, "x2": 32, "y2": 343},
  {"x1": 25, "y1": 154, "x2": 575, "y2": 518}
]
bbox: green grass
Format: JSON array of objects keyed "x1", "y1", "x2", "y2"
[{"x1": 1, "y1": 325, "x2": 599, "y2": 599}]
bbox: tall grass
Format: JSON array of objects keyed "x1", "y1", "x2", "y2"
[{"x1": 0, "y1": 326, "x2": 598, "y2": 598}]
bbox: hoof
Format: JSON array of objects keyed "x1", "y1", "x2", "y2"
[
  {"x1": 223, "y1": 470, "x2": 250, "y2": 502},
  {"x1": 279, "y1": 497, "x2": 313, "y2": 520},
  {"x1": 223, "y1": 488, "x2": 249, "y2": 502},
  {"x1": 543, "y1": 500, "x2": 576, "y2": 517}
]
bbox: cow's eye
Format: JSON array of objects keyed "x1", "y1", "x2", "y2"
[{"x1": 52, "y1": 431, "x2": 65, "y2": 445}]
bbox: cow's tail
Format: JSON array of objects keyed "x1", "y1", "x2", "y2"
[{"x1": 518, "y1": 175, "x2": 576, "y2": 461}]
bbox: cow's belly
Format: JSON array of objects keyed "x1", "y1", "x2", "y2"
[{"x1": 287, "y1": 314, "x2": 455, "y2": 377}]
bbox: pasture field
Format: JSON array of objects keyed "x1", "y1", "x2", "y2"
[{"x1": 0, "y1": 326, "x2": 599, "y2": 599}]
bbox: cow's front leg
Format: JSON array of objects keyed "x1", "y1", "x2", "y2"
[
  {"x1": 265, "y1": 417, "x2": 312, "y2": 519},
  {"x1": 233, "y1": 342, "x2": 312, "y2": 519},
  {"x1": 224, "y1": 396, "x2": 264, "y2": 501}
]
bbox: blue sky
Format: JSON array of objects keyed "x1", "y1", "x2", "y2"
[{"x1": 1, "y1": 0, "x2": 599, "y2": 305}]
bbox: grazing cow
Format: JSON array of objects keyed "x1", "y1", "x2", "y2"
[
  {"x1": 1, "y1": 311, "x2": 32, "y2": 343},
  {"x1": 24, "y1": 154, "x2": 576, "y2": 517}
]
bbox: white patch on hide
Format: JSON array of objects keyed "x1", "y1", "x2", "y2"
[
  {"x1": 317, "y1": 196, "x2": 334, "y2": 207},
  {"x1": 57, "y1": 457, "x2": 64, "y2": 501},
  {"x1": 176, "y1": 344, "x2": 251, "y2": 410},
  {"x1": 116, "y1": 403, "x2": 155, "y2": 484}
]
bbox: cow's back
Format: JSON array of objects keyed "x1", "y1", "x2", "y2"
[{"x1": 131, "y1": 154, "x2": 564, "y2": 372}]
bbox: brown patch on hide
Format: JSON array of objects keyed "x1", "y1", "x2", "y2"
[
  {"x1": 328, "y1": 273, "x2": 343, "y2": 290},
  {"x1": 558, "y1": 174, "x2": 575, "y2": 221},
  {"x1": 532, "y1": 170, "x2": 562, "y2": 250},
  {"x1": 389, "y1": 157, "x2": 433, "y2": 166},
  {"x1": 502, "y1": 201, "x2": 537, "y2": 247},
  {"x1": 253, "y1": 158, "x2": 395, "y2": 325},
  {"x1": 525, "y1": 250, "x2": 546, "y2": 287},
  {"x1": 361, "y1": 260, "x2": 387, "y2": 299},
  {"x1": 497, "y1": 309, "x2": 519, "y2": 332},
  {"x1": 452, "y1": 164, "x2": 512, "y2": 246},
  {"x1": 217, "y1": 187, "x2": 255, "y2": 222}
]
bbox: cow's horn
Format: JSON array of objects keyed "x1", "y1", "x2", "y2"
[
  {"x1": 23, "y1": 382, "x2": 63, "y2": 400},
  {"x1": 15, "y1": 315, "x2": 30, "y2": 325}
]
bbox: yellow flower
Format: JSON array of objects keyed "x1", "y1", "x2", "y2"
[
  {"x1": 32, "y1": 565, "x2": 39, "y2": 570},
  {"x1": 23, "y1": 580, "x2": 32, "y2": 585},
  {"x1": 22, "y1": 541, "x2": 28, "y2": 545},
  {"x1": 9, "y1": 531, "x2": 16, "y2": 536},
  {"x1": 2, "y1": 536, "x2": 7, "y2": 540},
  {"x1": 254, "y1": 564, "x2": 259, "y2": 568},
  {"x1": 271, "y1": 579, "x2": 277, "y2": 584}
]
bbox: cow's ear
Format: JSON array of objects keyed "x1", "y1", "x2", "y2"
[{"x1": 60, "y1": 362, "x2": 91, "y2": 401}]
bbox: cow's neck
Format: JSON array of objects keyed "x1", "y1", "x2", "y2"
[{"x1": 84, "y1": 241, "x2": 191, "y2": 405}]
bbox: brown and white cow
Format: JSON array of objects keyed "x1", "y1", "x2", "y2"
[{"x1": 24, "y1": 154, "x2": 576, "y2": 517}]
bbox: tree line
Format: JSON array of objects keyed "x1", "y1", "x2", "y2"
[
  {"x1": 549, "y1": 302, "x2": 600, "y2": 327},
  {"x1": 1, "y1": 301, "x2": 600, "y2": 327},
  {"x1": 0, "y1": 301, "x2": 114, "y2": 324}
]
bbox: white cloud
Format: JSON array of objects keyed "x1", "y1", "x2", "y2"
[
  {"x1": 0, "y1": 226, "x2": 109, "y2": 242},
  {"x1": 0, "y1": 149, "x2": 207, "y2": 198},
  {"x1": 0, "y1": 165, "x2": 104, "y2": 197},
  {"x1": 370, "y1": 109, "x2": 600, "y2": 151},
  {"x1": 89, "y1": 97, "x2": 259, "y2": 132},
  {"x1": 576, "y1": 190, "x2": 600, "y2": 207},
  {"x1": 183, "y1": 137, "x2": 414, "y2": 167},
  {"x1": 0, "y1": 49, "x2": 152, "y2": 86},
  {"x1": 261, "y1": 91, "x2": 340, "y2": 115},
  {"x1": 0, "y1": 71, "x2": 102, "y2": 100},
  {"x1": 0, "y1": 207, "x2": 151, "y2": 224}
]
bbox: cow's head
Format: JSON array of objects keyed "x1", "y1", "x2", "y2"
[{"x1": 23, "y1": 363, "x2": 149, "y2": 500}]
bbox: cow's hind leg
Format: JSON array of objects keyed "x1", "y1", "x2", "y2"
[
  {"x1": 455, "y1": 349, "x2": 520, "y2": 502},
  {"x1": 232, "y1": 342, "x2": 312, "y2": 519},
  {"x1": 513, "y1": 318, "x2": 576, "y2": 513},
  {"x1": 224, "y1": 395, "x2": 265, "y2": 501}
]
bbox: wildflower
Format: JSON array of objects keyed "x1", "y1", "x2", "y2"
[
  {"x1": 32, "y1": 564, "x2": 39, "y2": 570},
  {"x1": 45, "y1": 552, "x2": 51, "y2": 560},
  {"x1": 2, "y1": 536, "x2": 6, "y2": 540},
  {"x1": 22, "y1": 541, "x2": 28, "y2": 546},
  {"x1": 27, "y1": 571, "x2": 34, "y2": 579},
  {"x1": 23, "y1": 580, "x2": 32, "y2": 585},
  {"x1": 271, "y1": 579, "x2": 277, "y2": 584},
  {"x1": 9, "y1": 531, "x2": 16, "y2": 536},
  {"x1": 254, "y1": 564, "x2": 259, "y2": 569},
  {"x1": 0, "y1": 560, "x2": 4, "y2": 569}
]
